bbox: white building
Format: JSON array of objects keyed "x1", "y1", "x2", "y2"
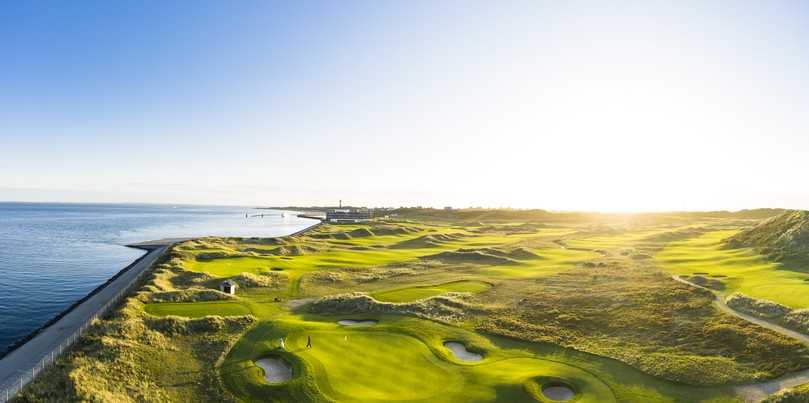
[{"x1": 220, "y1": 280, "x2": 238, "y2": 295}]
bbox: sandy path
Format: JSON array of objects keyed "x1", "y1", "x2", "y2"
[{"x1": 673, "y1": 275, "x2": 809, "y2": 402}]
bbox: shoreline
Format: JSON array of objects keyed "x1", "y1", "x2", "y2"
[
  {"x1": 0, "y1": 247, "x2": 155, "y2": 359},
  {"x1": 0, "y1": 215, "x2": 323, "y2": 398},
  {"x1": 0, "y1": 215, "x2": 321, "y2": 360}
]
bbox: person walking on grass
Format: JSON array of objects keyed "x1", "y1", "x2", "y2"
[
  {"x1": 306, "y1": 335, "x2": 312, "y2": 348},
  {"x1": 279, "y1": 336, "x2": 285, "y2": 350}
]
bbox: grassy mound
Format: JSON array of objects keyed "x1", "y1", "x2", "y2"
[
  {"x1": 144, "y1": 289, "x2": 236, "y2": 303},
  {"x1": 196, "y1": 251, "x2": 240, "y2": 260},
  {"x1": 372, "y1": 280, "x2": 492, "y2": 302},
  {"x1": 270, "y1": 244, "x2": 320, "y2": 256},
  {"x1": 507, "y1": 247, "x2": 542, "y2": 260},
  {"x1": 682, "y1": 275, "x2": 726, "y2": 290},
  {"x1": 475, "y1": 222, "x2": 547, "y2": 234},
  {"x1": 726, "y1": 293, "x2": 809, "y2": 335},
  {"x1": 422, "y1": 249, "x2": 517, "y2": 265},
  {"x1": 390, "y1": 233, "x2": 464, "y2": 249},
  {"x1": 348, "y1": 227, "x2": 374, "y2": 237},
  {"x1": 725, "y1": 210, "x2": 809, "y2": 262},
  {"x1": 371, "y1": 225, "x2": 419, "y2": 236},
  {"x1": 726, "y1": 293, "x2": 791, "y2": 319},
  {"x1": 240, "y1": 237, "x2": 288, "y2": 245},
  {"x1": 230, "y1": 272, "x2": 286, "y2": 288},
  {"x1": 300, "y1": 292, "x2": 481, "y2": 323},
  {"x1": 144, "y1": 314, "x2": 256, "y2": 336}
]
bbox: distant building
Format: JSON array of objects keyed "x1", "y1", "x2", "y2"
[
  {"x1": 220, "y1": 280, "x2": 237, "y2": 295},
  {"x1": 444, "y1": 206, "x2": 453, "y2": 211},
  {"x1": 326, "y1": 208, "x2": 373, "y2": 223}
]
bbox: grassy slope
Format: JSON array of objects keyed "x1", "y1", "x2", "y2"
[{"x1": 657, "y1": 230, "x2": 809, "y2": 308}]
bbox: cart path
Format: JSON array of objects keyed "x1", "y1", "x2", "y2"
[{"x1": 673, "y1": 275, "x2": 809, "y2": 402}]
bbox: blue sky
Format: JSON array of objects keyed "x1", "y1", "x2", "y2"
[{"x1": 2, "y1": 1, "x2": 809, "y2": 211}]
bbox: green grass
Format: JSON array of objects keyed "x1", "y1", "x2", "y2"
[
  {"x1": 221, "y1": 314, "x2": 745, "y2": 402},
  {"x1": 222, "y1": 314, "x2": 625, "y2": 403},
  {"x1": 180, "y1": 223, "x2": 594, "y2": 300},
  {"x1": 371, "y1": 280, "x2": 492, "y2": 302},
  {"x1": 144, "y1": 300, "x2": 252, "y2": 318},
  {"x1": 656, "y1": 230, "x2": 809, "y2": 308}
]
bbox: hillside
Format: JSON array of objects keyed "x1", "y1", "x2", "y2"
[{"x1": 725, "y1": 210, "x2": 809, "y2": 262}]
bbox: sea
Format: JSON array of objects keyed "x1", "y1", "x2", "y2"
[{"x1": 0, "y1": 202, "x2": 315, "y2": 353}]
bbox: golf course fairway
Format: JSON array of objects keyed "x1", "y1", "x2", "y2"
[
  {"x1": 657, "y1": 230, "x2": 809, "y2": 308},
  {"x1": 371, "y1": 280, "x2": 492, "y2": 302}
]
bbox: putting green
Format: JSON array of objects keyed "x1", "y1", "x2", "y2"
[
  {"x1": 224, "y1": 316, "x2": 618, "y2": 403},
  {"x1": 371, "y1": 280, "x2": 492, "y2": 302},
  {"x1": 296, "y1": 330, "x2": 463, "y2": 401},
  {"x1": 656, "y1": 230, "x2": 809, "y2": 308}
]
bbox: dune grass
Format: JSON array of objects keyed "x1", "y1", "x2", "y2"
[{"x1": 656, "y1": 230, "x2": 809, "y2": 308}]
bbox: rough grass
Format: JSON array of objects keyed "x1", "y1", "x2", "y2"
[
  {"x1": 17, "y1": 249, "x2": 257, "y2": 402},
  {"x1": 477, "y1": 262, "x2": 809, "y2": 385}
]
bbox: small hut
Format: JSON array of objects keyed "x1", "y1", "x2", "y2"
[{"x1": 220, "y1": 280, "x2": 238, "y2": 295}]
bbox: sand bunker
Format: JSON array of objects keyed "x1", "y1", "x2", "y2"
[
  {"x1": 255, "y1": 358, "x2": 292, "y2": 383},
  {"x1": 337, "y1": 319, "x2": 378, "y2": 326},
  {"x1": 542, "y1": 383, "x2": 575, "y2": 401},
  {"x1": 443, "y1": 341, "x2": 483, "y2": 362}
]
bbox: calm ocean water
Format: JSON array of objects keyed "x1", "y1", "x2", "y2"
[{"x1": 0, "y1": 202, "x2": 314, "y2": 352}]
